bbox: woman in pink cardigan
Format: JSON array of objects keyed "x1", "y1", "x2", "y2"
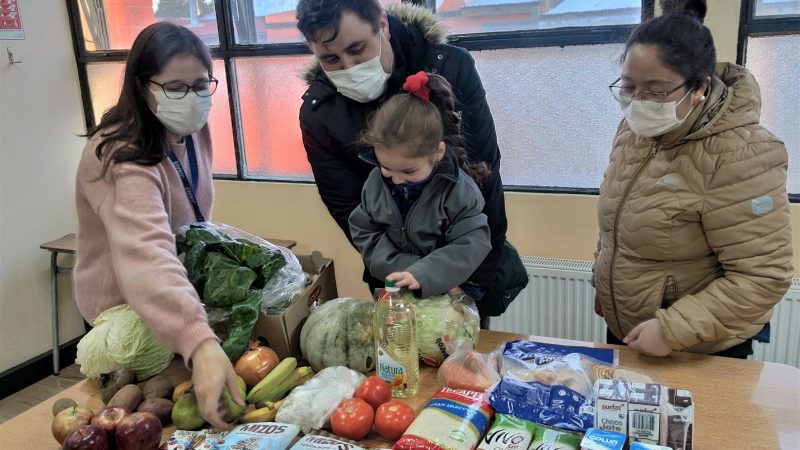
[{"x1": 74, "y1": 22, "x2": 241, "y2": 430}]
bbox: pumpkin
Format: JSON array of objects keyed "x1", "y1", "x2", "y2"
[{"x1": 300, "y1": 298, "x2": 375, "y2": 373}]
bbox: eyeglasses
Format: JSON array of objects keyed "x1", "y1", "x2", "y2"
[
  {"x1": 609, "y1": 77, "x2": 689, "y2": 110},
  {"x1": 148, "y1": 76, "x2": 219, "y2": 99}
]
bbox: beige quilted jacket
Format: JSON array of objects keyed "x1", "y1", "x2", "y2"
[{"x1": 595, "y1": 63, "x2": 794, "y2": 354}]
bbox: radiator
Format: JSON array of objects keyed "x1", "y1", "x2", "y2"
[{"x1": 491, "y1": 257, "x2": 800, "y2": 368}]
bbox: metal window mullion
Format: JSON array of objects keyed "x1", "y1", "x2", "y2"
[{"x1": 215, "y1": 0, "x2": 247, "y2": 180}]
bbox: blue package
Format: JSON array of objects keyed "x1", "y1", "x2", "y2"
[
  {"x1": 216, "y1": 423, "x2": 299, "y2": 450},
  {"x1": 503, "y1": 340, "x2": 616, "y2": 367},
  {"x1": 580, "y1": 428, "x2": 627, "y2": 450},
  {"x1": 489, "y1": 377, "x2": 594, "y2": 432}
]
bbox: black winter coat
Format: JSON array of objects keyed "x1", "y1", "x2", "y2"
[{"x1": 299, "y1": 5, "x2": 507, "y2": 292}]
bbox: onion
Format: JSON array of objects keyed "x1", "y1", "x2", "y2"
[{"x1": 234, "y1": 340, "x2": 280, "y2": 389}]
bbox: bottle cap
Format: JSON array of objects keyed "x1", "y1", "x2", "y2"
[{"x1": 384, "y1": 280, "x2": 399, "y2": 292}]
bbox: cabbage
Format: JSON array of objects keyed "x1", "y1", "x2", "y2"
[
  {"x1": 76, "y1": 305, "x2": 173, "y2": 379},
  {"x1": 408, "y1": 294, "x2": 480, "y2": 366}
]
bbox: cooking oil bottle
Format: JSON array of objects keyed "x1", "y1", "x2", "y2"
[{"x1": 374, "y1": 280, "x2": 419, "y2": 398}]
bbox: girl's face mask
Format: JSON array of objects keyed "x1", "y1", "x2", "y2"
[{"x1": 151, "y1": 89, "x2": 212, "y2": 136}]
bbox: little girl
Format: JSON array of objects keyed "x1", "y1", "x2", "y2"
[{"x1": 349, "y1": 72, "x2": 492, "y2": 299}]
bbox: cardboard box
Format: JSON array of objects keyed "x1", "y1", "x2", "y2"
[
  {"x1": 594, "y1": 379, "x2": 629, "y2": 434},
  {"x1": 251, "y1": 251, "x2": 337, "y2": 359},
  {"x1": 628, "y1": 383, "x2": 664, "y2": 445}
]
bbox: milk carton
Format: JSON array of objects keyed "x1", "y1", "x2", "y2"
[
  {"x1": 594, "y1": 379, "x2": 629, "y2": 434},
  {"x1": 628, "y1": 383, "x2": 663, "y2": 445},
  {"x1": 666, "y1": 388, "x2": 693, "y2": 450}
]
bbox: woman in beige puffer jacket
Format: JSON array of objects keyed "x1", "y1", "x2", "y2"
[{"x1": 594, "y1": 1, "x2": 793, "y2": 357}]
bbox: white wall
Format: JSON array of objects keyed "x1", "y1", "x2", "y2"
[{"x1": 0, "y1": 0, "x2": 87, "y2": 372}]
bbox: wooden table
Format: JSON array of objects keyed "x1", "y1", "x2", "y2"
[
  {"x1": 4, "y1": 330, "x2": 799, "y2": 449},
  {"x1": 38, "y1": 234, "x2": 297, "y2": 375}
]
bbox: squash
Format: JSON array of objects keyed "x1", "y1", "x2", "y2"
[{"x1": 300, "y1": 298, "x2": 375, "y2": 373}]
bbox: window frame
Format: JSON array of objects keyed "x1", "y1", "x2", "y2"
[
  {"x1": 737, "y1": 0, "x2": 800, "y2": 202},
  {"x1": 66, "y1": 0, "x2": 655, "y2": 193}
]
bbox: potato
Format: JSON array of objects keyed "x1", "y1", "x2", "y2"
[
  {"x1": 100, "y1": 369, "x2": 137, "y2": 404},
  {"x1": 107, "y1": 384, "x2": 143, "y2": 411},
  {"x1": 142, "y1": 375, "x2": 174, "y2": 400},
  {"x1": 52, "y1": 398, "x2": 78, "y2": 416},
  {"x1": 137, "y1": 397, "x2": 174, "y2": 425}
]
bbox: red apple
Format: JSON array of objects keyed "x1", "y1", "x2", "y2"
[
  {"x1": 52, "y1": 406, "x2": 95, "y2": 444},
  {"x1": 115, "y1": 411, "x2": 162, "y2": 450},
  {"x1": 62, "y1": 425, "x2": 110, "y2": 450},
  {"x1": 91, "y1": 405, "x2": 131, "y2": 437}
]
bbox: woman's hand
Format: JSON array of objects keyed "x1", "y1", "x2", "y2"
[
  {"x1": 386, "y1": 271, "x2": 420, "y2": 290},
  {"x1": 190, "y1": 339, "x2": 245, "y2": 430},
  {"x1": 624, "y1": 319, "x2": 672, "y2": 357},
  {"x1": 594, "y1": 292, "x2": 604, "y2": 317}
]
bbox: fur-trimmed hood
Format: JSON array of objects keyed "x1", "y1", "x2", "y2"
[{"x1": 301, "y1": 4, "x2": 447, "y2": 85}]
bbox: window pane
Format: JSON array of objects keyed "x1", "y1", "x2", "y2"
[
  {"x1": 234, "y1": 56, "x2": 312, "y2": 179},
  {"x1": 746, "y1": 34, "x2": 800, "y2": 194},
  {"x1": 230, "y1": 0, "x2": 399, "y2": 44},
  {"x1": 77, "y1": 0, "x2": 219, "y2": 51},
  {"x1": 438, "y1": 0, "x2": 641, "y2": 34},
  {"x1": 85, "y1": 60, "x2": 236, "y2": 175},
  {"x1": 472, "y1": 44, "x2": 625, "y2": 188},
  {"x1": 754, "y1": 0, "x2": 800, "y2": 17}
]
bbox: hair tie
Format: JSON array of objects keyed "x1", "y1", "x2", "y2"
[{"x1": 403, "y1": 71, "x2": 431, "y2": 101}]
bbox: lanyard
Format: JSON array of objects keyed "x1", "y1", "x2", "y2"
[{"x1": 168, "y1": 135, "x2": 205, "y2": 222}]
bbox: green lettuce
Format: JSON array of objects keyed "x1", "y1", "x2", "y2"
[
  {"x1": 408, "y1": 294, "x2": 480, "y2": 366},
  {"x1": 76, "y1": 305, "x2": 173, "y2": 379},
  {"x1": 177, "y1": 224, "x2": 287, "y2": 361}
]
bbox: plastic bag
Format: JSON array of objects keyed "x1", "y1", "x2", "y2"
[
  {"x1": 275, "y1": 366, "x2": 366, "y2": 433},
  {"x1": 489, "y1": 353, "x2": 597, "y2": 432},
  {"x1": 437, "y1": 349, "x2": 500, "y2": 392},
  {"x1": 406, "y1": 293, "x2": 480, "y2": 367},
  {"x1": 176, "y1": 222, "x2": 306, "y2": 361},
  {"x1": 177, "y1": 222, "x2": 306, "y2": 312}
]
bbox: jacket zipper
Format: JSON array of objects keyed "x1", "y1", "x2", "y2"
[{"x1": 609, "y1": 143, "x2": 658, "y2": 335}]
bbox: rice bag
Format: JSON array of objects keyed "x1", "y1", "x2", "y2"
[
  {"x1": 215, "y1": 423, "x2": 299, "y2": 450},
  {"x1": 477, "y1": 414, "x2": 537, "y2": 450},
  {"x1": 393, "y1": 388, "x2": 494, "y2": 450}
]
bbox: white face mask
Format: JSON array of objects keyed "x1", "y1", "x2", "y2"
[
  {"x1": 620, "y1": 89, "x2": 695, "y2": 138},
  {"x1": 323, "y1": 36, "x2": 391, "y2": 103},
  {"x1": 152, "y1": 89, "x2": 212, "y2": 136}
]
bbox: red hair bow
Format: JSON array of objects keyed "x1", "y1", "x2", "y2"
[{"x1": 403, "y1": 71, "x2": 431, "y2": 101}]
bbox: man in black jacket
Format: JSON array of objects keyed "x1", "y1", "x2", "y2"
[{"x1": 296, "y1": 0, "x2": 507, "y2": 317}]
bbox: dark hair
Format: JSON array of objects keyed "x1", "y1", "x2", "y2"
[
  {"x1": 623, "y1": 0, "x2": 715, "y2": 90},
  {"x1": 361, "y1": 73, "x2": 490, "y2": 185},
  {"x1": 296, "y1": 0, "x2": 383, "y2": 43},
  {"x1": 85, "y1": 22, "x2": 212, "y2": 177}
]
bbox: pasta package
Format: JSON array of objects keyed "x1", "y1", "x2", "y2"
[{"x1": 393, "y1": 388, "x2": 494, "y2": 450}]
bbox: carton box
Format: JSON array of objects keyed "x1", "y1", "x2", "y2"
[
  {"x1": 580, "y1": 428, "x2": 627, "y2": 450},
  {"x1": 251, "y1": 251, "x2": 337, "y2": 359},
  {"x1": 594, "y1": 379, "x2": 629, "y2": 434},
  {"x1": 666, "y1": 388, "x2": 693, "y2": 450},
  {"x1": 628, "y1": 383, "x2": 663, "y2": 445}
]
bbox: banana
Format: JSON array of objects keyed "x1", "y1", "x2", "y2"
[
  {"x1": 258, "y1": 366, "x2": 315, "y2": 405},
  {"x1": 246, "y1": 357, "x2": 297, "y2": 404},
  {"x1": 240, "y1": 399, "x2": 284, "y2": 424}
]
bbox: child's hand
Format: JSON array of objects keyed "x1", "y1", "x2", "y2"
[{"x1": 387, "y1": 272, "x2": 420, "y2": 290}]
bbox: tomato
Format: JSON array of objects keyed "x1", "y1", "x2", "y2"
[
  {"x1": 354, "y1": 376, "x2": 392, "y2": 411},
  {"x1": 374, "y1": 400, "x2": 415, "y2": 441},
  {"x1": 330, "y1": 398, "x2": 374, "y2": 441}
]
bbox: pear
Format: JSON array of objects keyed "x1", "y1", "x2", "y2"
[
  {"x1": 221, "y1": 386, "x2": 246, "y2": 422},
  {"x1": 171, "y1": 392, "x2": 205, "y2": 431}
]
